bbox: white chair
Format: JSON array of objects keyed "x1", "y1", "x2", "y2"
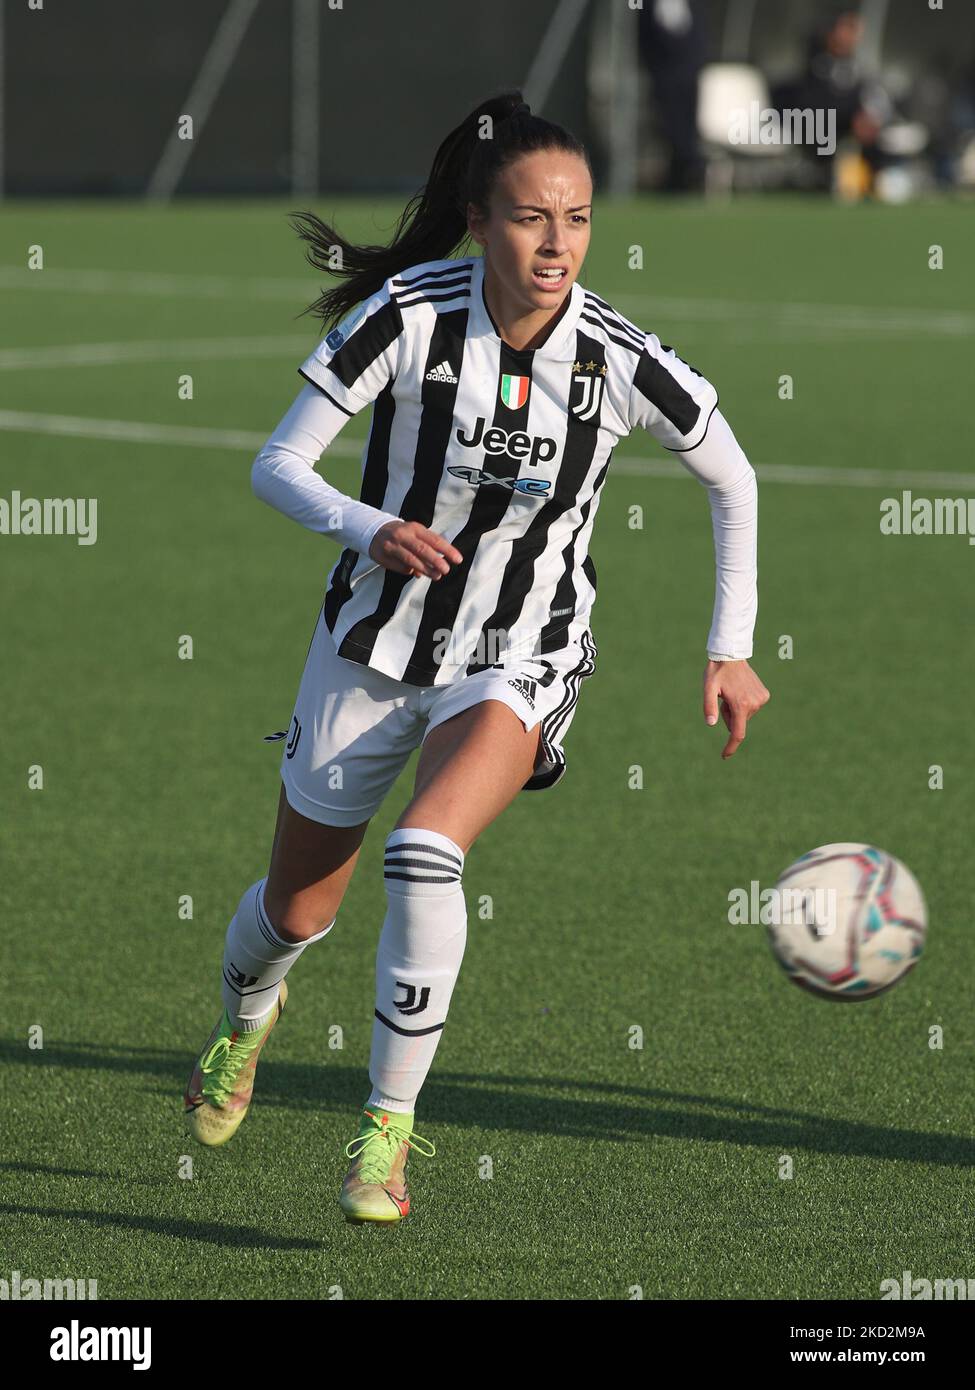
[{"x1": 697, "y1": 62, "x2": 788, "y2": 196}]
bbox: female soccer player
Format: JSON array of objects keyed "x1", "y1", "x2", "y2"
[{"x1": 183, "y1": 92, "x2": 769, "y2": 1223}]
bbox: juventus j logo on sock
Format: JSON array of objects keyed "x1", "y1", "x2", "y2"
[
  {"x1": 393, "y1": 982, "x2": 431, "y2": 1015},
  {"x1": 227, "y1": 963, "x2": 258, "y2": 988}
]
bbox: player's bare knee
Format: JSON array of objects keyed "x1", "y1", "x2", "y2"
[
  {"x1": 262, "y1": 889, "x2": 338, "y2": 943},
  {"x1": 394, "y1": 812, "x2": 474, "y2": 858}
]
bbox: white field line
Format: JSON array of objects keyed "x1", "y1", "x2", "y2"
[
  {"x1": 617, "y1": 295, "x2": 975, "y2": 338},
  {"x1": 0, "y1": 266, "x2": 315, "y2": 301},
  {"x1": 1, "y1": 410, "x2": 974, "y2": 492},
  {"x1": 0, "y1": 336, "x2": 315, "y2": 371},
  {"x1": 1, "y1": 265, "x2": 971, "y2": 337},
  {"x1": 0, "y1": 411, "x2": 265, "y2": 451}
]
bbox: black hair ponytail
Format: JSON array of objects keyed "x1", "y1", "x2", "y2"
[{"x1": 290, "y1": 90, "x2": 590, "y2": 331}]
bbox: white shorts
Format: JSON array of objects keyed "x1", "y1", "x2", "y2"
[{"x1": 271, "y1": 608, "x2": 598, "y2": 827}]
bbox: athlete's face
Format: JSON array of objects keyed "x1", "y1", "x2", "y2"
[{"x1": 468, "y1": 150, "x2": 592, "y2": 319}]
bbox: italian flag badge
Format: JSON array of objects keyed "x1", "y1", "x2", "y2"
[{"x1": 500, "y1": 374, "x2": 530, "y2": 410}]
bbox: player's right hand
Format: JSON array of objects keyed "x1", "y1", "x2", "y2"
[{"x1": 368, "y1": 519, "x2": 463, "y2": 580}]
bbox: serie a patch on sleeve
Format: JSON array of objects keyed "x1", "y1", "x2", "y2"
[{"x1": 325, "y1": 302, "x2": 367, "y2": 351}]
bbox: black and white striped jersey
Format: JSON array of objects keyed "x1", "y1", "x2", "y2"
[{"x1": 258, "y1": 253, "x2": 757, "y2": 687}]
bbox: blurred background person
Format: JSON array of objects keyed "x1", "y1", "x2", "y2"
[
  {"x1": 771, "y1": 6, "x2": 888, "y2": 191},
  {"x1": 637, "y1": 0, "x2": 709, "y2": 192}
]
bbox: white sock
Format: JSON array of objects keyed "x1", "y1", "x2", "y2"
[
  {"x1": 368, "y1": 829, "x2": 467, "y2": 1113},
  {"x1": 221, "y1": 878, "x2": 333, "y2": 1032}
]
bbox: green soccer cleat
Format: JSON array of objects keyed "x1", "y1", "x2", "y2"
[
  {"x1": 339, "y1": 1103, "x2": 435, "y2": 1224},
  {"x1": 183, "y1": 981, "x2": 288, "y2": 1147}
]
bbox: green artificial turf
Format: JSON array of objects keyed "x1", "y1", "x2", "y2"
[{"x1": 1, "y1": 196, "x2": 972, "y2": 1299}]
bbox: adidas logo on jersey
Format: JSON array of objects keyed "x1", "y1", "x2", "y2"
[
  {"x1": 425, "y1": 360, "x2": 459, "y2": 384},
  {"x1": 507, "y1": 676, "x2": 537, "y2": 709}
]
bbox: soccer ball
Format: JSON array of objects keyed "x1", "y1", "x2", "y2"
[{"x1": 767, "y1": 843, "x2": 927, "y2": 1001}]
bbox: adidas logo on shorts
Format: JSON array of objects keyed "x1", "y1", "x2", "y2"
[
  {"x1": 507, "y1": 676, "x2": 537, "y2": 709},
  {"x1": 425, "y1": 359, "x2": 459, "y2": 384}
]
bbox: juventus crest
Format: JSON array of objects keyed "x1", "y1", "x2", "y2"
[{"x1": 570, "y1": 361, "x2": 607, "y2": 422}]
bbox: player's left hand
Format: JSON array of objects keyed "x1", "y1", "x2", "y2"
[{"x1": 702, "y1": 660, "x2": 770, "y2": 760}]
